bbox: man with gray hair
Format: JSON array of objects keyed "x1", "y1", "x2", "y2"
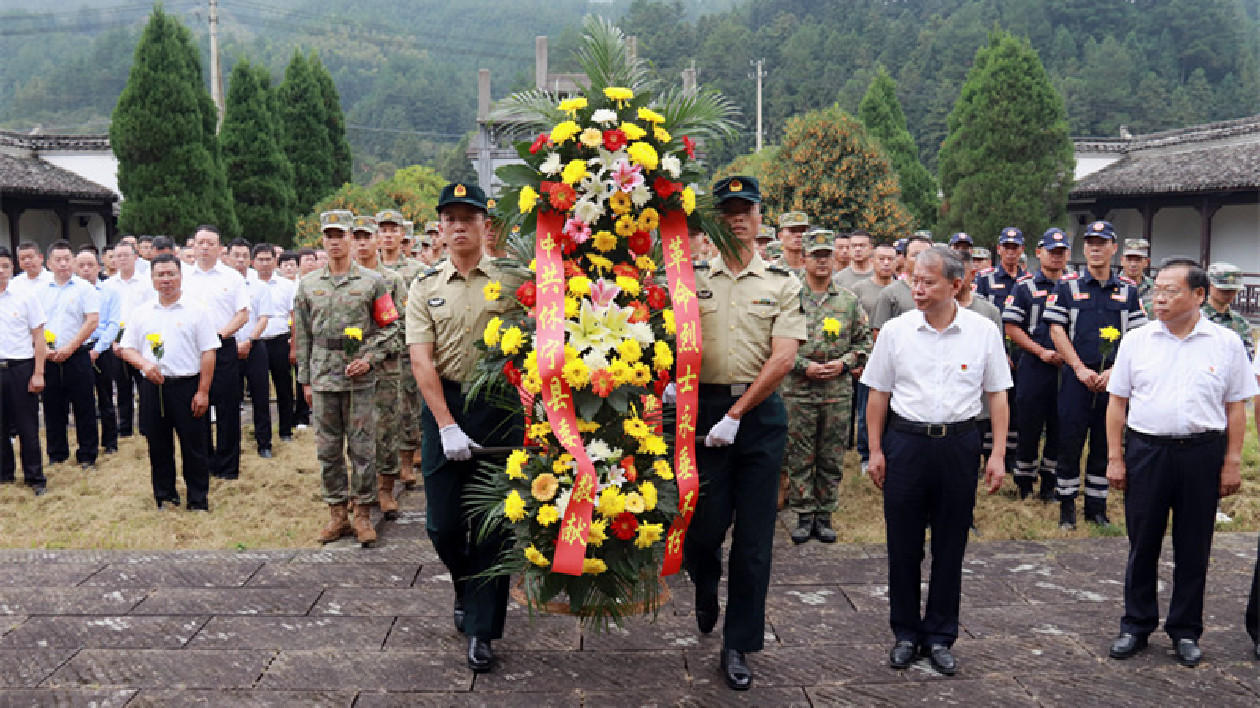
[{"x1": 862, "y1": 245, "x2": 1012, "y2": 676}]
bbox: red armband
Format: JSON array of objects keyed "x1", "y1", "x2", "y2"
[{"x1": 372, "y1": 293, "x2": 399, "y2": 327}]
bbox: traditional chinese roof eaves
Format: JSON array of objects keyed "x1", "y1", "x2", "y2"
[
  {"x1": 0, "y1": 153, "x2": 116, "y2": 200},
  {"x1": 1071, "y1": 141, "x2": 1260, "y2": 198},
  {"x1": 0, "y1": 130, "x2": 111, "y2": 152},
  {"x1": 1074, "y1": 114, "x2": 1260, "y2": 154}
]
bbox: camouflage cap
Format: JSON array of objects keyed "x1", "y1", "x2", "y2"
[
  {"x1": 351, "y1": 215, "x2": 377, "y2": 234},
  {"x1": 1207, "y1": 261, "x2": 1243, "y2": 290},
  {"x1": 755, "y1": 225, "x2": 776, "y2": 242},
  {"x1": 402, "y1": 220, "x2": 415, "y2": 239},
  {"x1": 805, "y1": 229, "x2": 835, "y2": 255},
  {"x1": 971, "y1": 246, "x2": 992, "y2": 260},
  {"x1": 375, "y1": 209, "x2": 405, "y2": 226},
  {"x1": 424, "y1": 220, "x2": 440, "y2": 235},
  {"x1": 764, "y1": 240, "x2": 783, "y2": 259},
  {"x1": 320, "y1": 210, "x2": 354, "y2": 232},
  {"x1": 1122, "y1": 238, "x2": 1150, "y2": 257},
  {"x1": 778, "y1": 210, "x2": 809, "y2": 228}
]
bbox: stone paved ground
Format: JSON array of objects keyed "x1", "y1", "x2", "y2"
[{"x1": 1, "y1": 483, "x2": 1259, "y2": 707}]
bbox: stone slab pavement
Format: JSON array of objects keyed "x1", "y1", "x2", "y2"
[{"x1": 1, "y1": 483, "x2": 1258, "y2": 706}]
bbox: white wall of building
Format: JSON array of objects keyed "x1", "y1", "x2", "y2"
[
  {"x1": 17, "y1": 209, "x2": 61, "y2": 251},
  {"x1": 1073, "y1": 154, "x2": 1122, "y2": 181},
  {"x1": 1209, "y1": 205, "x2": 1260, "y2": 275},
  {"x1": 40, "y1": 153, "x2": 120, "y2": 198}
]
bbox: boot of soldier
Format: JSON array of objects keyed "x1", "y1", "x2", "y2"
[
  {"x1": 790, "y1": 514, "x2": 813, "y2": 545},
  {"x1": 1059, "y1": 499, "x2": 1077, "y2": 530},
  {"x1": 378, "y1": 474, "x2": 399, "y2": 520},
  {"x1": 813, "y1": 513, "x2": 838, "y2": 544},
  {"x1": 1015, "y1": 477, "x2": 1034, "y2": 500},
  {"x1": 317, "y1": 502, "x2": 352, "y2": 544},
  {"x1": 1038, "y1": 473, "x2": 1057, "y2": 503},
  {"x1": 352, "y1": 503, "x2": 377, "y2": 547},
  {"x1": 399, "y1": 452, "x2": 418, "y2": 489}
]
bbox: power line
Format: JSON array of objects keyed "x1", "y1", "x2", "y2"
[{"x1": 346, "y1": 124, "x2": 467, "y2": 138}]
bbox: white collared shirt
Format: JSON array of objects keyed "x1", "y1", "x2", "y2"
[
  {"x1": 1107, "y1": 316, "x2": 1258, "y2": 435},
  {"x1": 0, "y1": 286, "x2": 47, "y2": 359},
  {"x1": 257, "y1": 274, "x2": 296, "y2": 337},
  {"x1": 236, "y1": 275, "x2": 281, "y2": 344},
  {"x1": 184, "y1": 262, "x2": 250, "y2": 332},
  {"x1": 106, "y1": 270, "x2": 155, "y2": 325},
  {"x1": 38, "y1": 275, "x2": 100, "y2": 346},
  {"x1": 120, "y1": 294, "x2": 220, "y2": 377},
  {"x1": 861, "y1": 304, "x2": 1012, "y2": 423},
  {"x1": 8, "y1": 269, "x2": 53, "y2": 298}
]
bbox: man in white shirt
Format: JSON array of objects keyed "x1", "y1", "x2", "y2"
[
  {"x1": 0, "y1": 247, "x2": 48, "y2": 494},
  {"x1": 184, "y1": 225, "x2": 250, "y2": 479},
  {"x1": 119, "y1": 254, "x2": 219, "y2": 510},
  {"x1": 9, "y1": 241, "x2": 54, "y2": 297},
  {"x1": 1246, "y1": 354, "x2": 1260, "y2": 661},
  {"x1": 106, "y1": 241, "x2": 154, "y2": 437},
  {"x1": 227, "y1": 238, "x2": 275, "y2": 458},
  {"x1": 1105, "y1": 258, "x2": 1257, "y2": 668},
  {"x1": 862, "y1": 246, "x2": 1011, "y2": 677},
  {"x1": 253, "y1": 244, "x2": 297, "y2": 443},
  {"x1": 39, "y1": 240, "x2": 100, "y2": 470}
]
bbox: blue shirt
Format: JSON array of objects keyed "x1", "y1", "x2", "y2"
[
  {"x1": 38, "y1": 275, "x2": 100, "y2": 348},
  {"x1": 1002, "y1": 270, "x2": 1063, "y2": 350},
  {"x1": 1041, "y1": 271, "x2": 1147, "y2": 366},
  {"x1": 975, "y1": 264, "x2": 1027, "y2": 306},
  {"x1": 90, "y1": 280, "x2": 120, "y2": 353}
]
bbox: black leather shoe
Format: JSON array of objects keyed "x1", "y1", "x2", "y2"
[
  {"x1": 467, "y1": 637, "x2": 494, "y2": 673},
  {"x1": 695, "y1": 590, "x2": 719, "y2": 634},
  {"x1": 80, "y1": 461, "x2": 96, "y2": 471},
  {"x1": 258, "y1": 448, "x2": 273, "y2": 459},
  {"x1": 1059, "y1": 500, "x2": 1076, "y2": 530},
  {"x1": 1084, "y1": 508, "x2": 1111, "y2": 527},
  {"x1": 813, "y1": 515, "x2": 837, "y2": 543},
  {"x1": 1016, "y1": 479, "x2": 1034, "y2": 500},
  {"x1": 922, "y1": 643, "x2": 957, "y2": 675},
  {"x1": 1174, "y1": 638, "x2": 1202, "y2": 667},
  {"x1": 1038, "y1": 477, "x2": 1056, "y2": 503},
  {"x1": 31, "y1": 485, "x2": 47, "y2": 497},
  {"x1": 720, "y1": 648, "x2": 752, "y2": 691},
  {"x1": 889, "y1": 640, "x2": 918, "y2": 669},
  {"x1": 1253, "y1": 641, "x2": 1259, "y2": 660},
  {"x1": 280, "y1": 435, "x2": 293, "y2": 443},
  {"x1": 1108, "y1": 632, "x2": 1148, "y2": 659},
  {"x1": 453, "y1": 595, "x2": 466, "y2": 634},
  {"x1": 790, "y1": 514, "x2": 813, "y2": 545},
  {"x1": 104, "y1": 446, "x2": 118, "y2": 455}
]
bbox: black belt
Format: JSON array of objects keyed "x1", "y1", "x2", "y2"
[
  {"x1": 314, "y1": 337, "x2": 349, "y2": 349},
  {"x1": 888, "y1": 412, "x2": 977, "y2": 438},
  {"x1": 1128, "y1": 428, "x2": 1224, "y2": 447},
  {"x1": 699, "y1": 383, "x2": 751, "y2": 397}
]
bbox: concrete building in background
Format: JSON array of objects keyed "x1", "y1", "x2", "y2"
[{"x1": 0, "y1": 130, "x2": 118, "y2": 252}]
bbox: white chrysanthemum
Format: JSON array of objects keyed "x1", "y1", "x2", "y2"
[
  {"x1": 630, "y1": 184, "x2": 652, "y2": 207},
  {"x1": 586, "y1": 439, "x2": 623, "y2": 463},
  {"x1": 660, "y1": 154, "x2": 682, "y2": 179},
  {"x1": 554, "y1": 487, "x2": 573, "y2": 517},
  {"x1": 540, "y1": 152, "x2": 563, "y2": 176},
  {"x1": 573, "y1": 199, "x2": 603, "y2": 226},
  {"x1": 582, "y1": 348, "x2": 610, "y2": 371},
  {"x1": 627, "y1": 321, "x2": 654, "y2": 345},
  {"x1": 592, "y1": 109, "x2": 618, "y2": 126}
]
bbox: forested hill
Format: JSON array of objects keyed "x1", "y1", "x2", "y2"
[{"x1": 2, "y1": 0, "x2": 1257, "y2": 181}]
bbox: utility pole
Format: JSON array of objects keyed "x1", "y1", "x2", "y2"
[
  {"x1": 750, "y1": 59, "x2": 766, "y2": 152},
  {"x1": 209, "y1": 0, "x2": 224, "y2": 131}
]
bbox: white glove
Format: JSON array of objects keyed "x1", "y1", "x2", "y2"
[
  {"x1": 439, "y1": 424, "x2": 482, "y2": 461},
  {"x1": 662, "y1": 382, "x2": 677, "y2": 405},
  {"x1": 704, "y1": 415, "x2": 740, "y2": 447}
]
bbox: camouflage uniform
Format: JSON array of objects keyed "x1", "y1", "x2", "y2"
[
  {"x1": 1203, "y1": 303, "x2": 1255, "y2": 360},
  {"x1": 781, "y1": 280, "x2": 872, "y2": 514},
  {"x1": 368, "y1": 262, "x2": 408, "y2": 480},
  {"x1": 294, "y1": 260, "x2": 399, "y2": 505},
  {"x1": 380, "y1": 253, "x2": 426, "y2": 454}
]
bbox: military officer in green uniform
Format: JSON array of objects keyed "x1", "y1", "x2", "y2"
[
  {"x1": 376, "y1": 209, "x2": 425, "y2": 488},
  {"x1": 1121, "y1": 239, "x2": 1155, "y2": 314},
  {"x1": 407, "y1": 182, "x2": 526, "y2": 674},
  {"x1": 295, "y1": 210, "x2": 401, "y2": 547},
  {"x1": 1203, "y1": 262, "x2": 1254, "y2": 361},
  {"x1": 782, "y1": 230, "x2": 872, "y2": 544},
  {"x1": 349, "y1": 214, "x2": 408, "y2": 520},
  {"x1": 686, "y1": 176, "x2": 806, "y2": 691}
]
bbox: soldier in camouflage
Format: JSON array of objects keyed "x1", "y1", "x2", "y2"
[
  {"x1": 376, "y1": 209, "x2": 425, "y2": 488},
  {"x1": 1122, "y1": 239, "x2": 1155, "y2": 314},
  {"x1": 294, "y1": 210, "x2": 401, "y2": 547},
  {"x1": 1203, "y1": 262, "x2": 1254, "y2": 361},
  {"x1": 772, "y1": 211, "x2": 809, "y2": 279},
  {"x1": 782, "y1": 230, "x2": 872, "y2": 544}
]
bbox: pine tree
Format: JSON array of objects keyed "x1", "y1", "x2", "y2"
[
  {"x1": 221, "y1": 59, "x2": 298, "y2": 245},
  {"x1": 278, "y1": 50, "x2": 334, "y2": 212},
  {"x1": 761, "y1": 106, "x2": 913, "y2": 242},
  {"x1": 858, "y1": 67, "x2": 939, "y2": 231},
  {"x1": 937, "y1": 29, "x2": 1074, "y2": 246},
  {"x1": 310, "y1": 52, "x2": 353, "y2": 189},
  {"x1": 110, "y1": 5, "x2": 237, "y2": 238}
]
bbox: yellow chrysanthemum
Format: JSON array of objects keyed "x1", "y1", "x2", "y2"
[
  {"x1": 624, "y1": 492, "x2": 646, "y2": 514},
  {"x1": 680, "y1": 187, "x2": 696, "y2": 215},
  {"x1": 603, "y1": 87, "x2": 634, "y2": 103},
  {"x1": 626, "y1": 142, "x2": 659, "y2": 171},
  {"x1": 564, "y1": 297, "x2": 579, "y2": 318},
  {"x1": 630, "y1": 362, "x2": 652, "y2": 387},
  {"x1": 568, "y1": 276, "x2": 592, "y2": 297},
  {"x1": 587, "y1": 253, "x2": 614, "y2": 274},
  {"x1": 519, "y1": 185, "x2": 539, "y2": 214},
  {"x1": 483, "y1": 317, "x2": 502, "y2": 347},
  {"x1": 579, "y1": 127, "x2": 604, "y2": 148},
  {"x1": 609, "y1": 191, "x2": 632, "y2": 215},
  {"x1": 561, "y1": 159, "x2": 588, "y2": 185},
  {"x1": 653, "y1": 125, "x2": 671, "y2": 143},
  {"x1": 620, "y1": 122, "x2": 647, "y2": 141},
  {"x1": 624, "y1": 417, "x2": 650, "y2": 440},
  {"x1": 500, "y1": 326, "x2": 525, "y2": 355},
  {"x1": 652, "y1": 341, "x2": 673, "y2": 371},
  {"x1": 504, "y1": 490, "x2": 527, "y2": 522},
  {"x1": 639, "y1": 435, "x2": 667, "y2": 456},
  {"x1": 653, "y1": 460, "x2": 674, "y2": 480},
  {"x1": 638, "y1": 207, "x2": 660, "y2": 232},
  {"x1": 662, "y1": 309, "x2": 676, "y2": 335},
  {"x1": 531, "y1": 472, "x2": 559, "y2": 501},
  {"x1": 577, "y1": 419, "x2": 601, "y2": 433},
  {"x1": 822, "y1": 317, "x2": 841, "y2": 337},
  {"x1": 607, "y1": 358, "x2": 632, "y2": 386},
  {"x1": 592, "y1": 230, "x2": 618, "y2": 252},
  {"x1": 635, "y1": 255, "x2": 656, "y2": 272},
  {"x1": 617, "y1": 338, "x2": 642, "y2": 364},
  {"x1": 637, "y1": 107, "x2": 665, "y2": 124},
  {"x1": 634, "y1": 522, "x2": 664, "y2": 549},
  {"x1": 598, "y1": 486, "x2": 625, "y2": 517},
  {"x1": 550, "y1": 120, "x2": 580, "y2": 144},
  {"x1": 528, "y1": 421, "x2": 551, "y2": 441},
  {"x1": 588, "y1": 518, "x2": 608, "y2": 547},
  {"x1": 615, "y1": 214, "x2": 637, "y2": 238},
  {"x1": 1100, "y1": 326, "x2": 1121, "y2": 342},
  {"x1": 483, "y1": 280, "x2": 501, "y2": 302},
  {"x1": 558, "y1": 96, "x2": 588, "y2": 114},
  {"x1": 616, "y1": 275, "x2": 640, "y2": 297},
  {"x1": 524, "y1": 350, "x2": 538, "y2": 373},
  {"x1": 639, "y1": 481, "x2": 658, "y2": 511},
  {"x1": 143, "y1": 332, "x2": 160, "y2": 345},
  {"x1": 552, "y1": 452, "x2": 574, "y2": 474},
  {"x1": 505, "y1": 449, "x2": 529, "y2": 479},
  {"x1": 342, "y1": 327, "x2": 362, "y2": 341},
  {"x1": 529, "y1": 259, "x2": 537, "y2": 272},
  {"x1": 582, "y1": 557, "x2": 608, "y2": 575},
  {"x1": 522, "y1": 370, "x2": 542, "y2": 395},
  {"x1": 536, "y1": 504, "x2": 560, "y2": 526},
  {"x1": 524, "y1": 545, "x2": 550, "y2": 567},
  {"x1": 563, "y1": 358, "x2": 591, "y2": 389}
]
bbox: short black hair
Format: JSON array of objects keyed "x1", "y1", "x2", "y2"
[
  {"x1": 227, "y1": 237, "x2": 252, "y2": 253},
  {"x1": 151, "y1": 235, "x2": 175, "y2": 251},
  {"x1": 848, "y1": 230, "x2": 871, "y2": 243},
  {"x1": 138, "y1": 234, "x2": 155, "y2": 244},
  {"x1": 77, "y1": 244, "x2": 99, "y2": 255},
  {"x1": 251, "y1": 243, "x2": 276, "y2": 259},
  {"x1": 47, "y1": 239, "x2": 73, "y2": 256},
  {"x1": 296, "y1": 247, "x2": 317, "y2": 260},
  {"x1": 194, "y1": 225, "x2": 221, "y2": 240},
  {"x1": 1158, "y1": 257, "x2": 1209, "y2": 294},
  {"x1": 277, "y1": 250, "x2": 299, "y2": 266},
  {"x1": 16, "y1": 241, "x2": 40, "y2": 254},
  {"x1": 102, "y1": 243, "x2": 116, "y2": 254},
  {"x1": 833, "y1": 232, "x2": 851, "y2": 241},
  {"x1": 0, "y1": 247, "x2": 11, "y2": 263},
  {"x1": 906, "y1": 234, "x2": 933, "y2": 248},
  {"x1": 151, "y1": 253, "x2": 181, "y2": 269}
]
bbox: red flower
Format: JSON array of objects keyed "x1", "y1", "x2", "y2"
[
  {"x1": 564, "y1": 259, "x2": 585, "y2": 279},
  {"x1": 645, "y1": 284, "x2": 668, "y2": 310},
  {"x1": 516, "y1": 281, "x2": 537, "y2": 308},
  {"x1": 611, "y1": 512, "x2": 639, "y2": 540},
  {"x1": 591, "y1": 369, "x2": 615, "y2": 397},
  {"x1": 628, "y1": 300, "x2": 650, "y2": 324},
  {"x1": 653, "y1": 177, "x2": 681, "y2": 199},
  {"x1": 530, "y1": 133, "x2": 550, "y2": 154},
  {"x1": 682, "y1": 136, "x2": 697, "y2": 160},
  {"x1": 613, "y1": 264, "x2": 639, "y2": 281},
  {"x1": 627, "y1": 230, "x2": 652, "y2": 256},
  {"x1": 619, "y1": 456, "x2": 637, "y2": 484},
  {"x1": 548, "y1": 183, "x2": 576, "y2": 212},
  {"x1": 603, "y1": 129, "x2": 628, "y2": 151},
  {"x1": 503, "y1": 360, "x2": 522, "y2": 387},
  {"x1": 653, "y1": 368, "x2": 671, "y2": 399}
]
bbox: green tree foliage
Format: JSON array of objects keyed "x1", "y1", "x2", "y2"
[
  {"x1": 295, "y1": 163, "x2": 445, "y2": 245},
  {"x1": 309, "y1": 52, "x2": 352, "y2": 189},
  {"x1": 760, "y1": 106, "x2": 913, "y2": 241},
  {"x1": 858, "y1": 67, "x2": 939, "y2": 231},
  {"x1": 221, "y1": 59, "x2": 298, "y2": 245},
  {"x1": 937, "y1": 29, "x2": 1074, "y2": 247},
  {"x1": 110, "y1": 5, "x2": 237, "y2": 238},
  {"x1": 277, "y1": 50, "x2": 335, "y2": 212}
]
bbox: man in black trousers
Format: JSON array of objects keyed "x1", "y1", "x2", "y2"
[
  {"x1": 119, "y1": 255, "x2": 219, "y2": 510},
  {"x1": 252, "y1": 244, "x2": 297, "y2": 443},
  {"x1": 38, "y1": 240, "x2": 100, "y2": 470},
  {"x1": 0, "y1": 247, "x2": 49, "y2": 495}
]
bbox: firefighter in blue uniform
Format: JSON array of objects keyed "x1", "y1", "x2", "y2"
[
  {"x1": 1002, "y1": 228, "x2": 1071, "y2": 501},
  {"x1": 1042, "y1": 220, "x2": 1147, "y2": 528},
  {"x1": 976, "y1": 227, "x2": 1027, "y2": 470}
]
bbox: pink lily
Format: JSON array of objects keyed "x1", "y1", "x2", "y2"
[
  {"x1": 612, "y1": 159, "x2": 644, "y2": 193},
  {"x1": 589, "y1": 278, "x2": 621, "y2": 308}
]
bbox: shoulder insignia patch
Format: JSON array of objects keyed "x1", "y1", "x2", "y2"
[
  {"x1": 1061, "y1": 272, "x2": 1079, "y2": 281},
  {"x1": 1117, "y1": 275, "x2": 1137, "y2": 286},
  {"x1": 1017, "y1": 273, "x2": 1033, "y2": 282},
  {"x1": 427, "y1": 297, "x2": 446, "y2": 307},
  {"x1": 418, "y1": 268, "x2": 440, "y2": 281},
  {"x1": 977, "y1": 267, "x2": 996, "y2": 276}
]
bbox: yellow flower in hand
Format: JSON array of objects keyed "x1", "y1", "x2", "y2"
[
  {"x1": 1100, "y1": 326, "x2": 1121, "y2": 342},
  {"x1": 144, "y1": 332, "x2": 161, "y2": 346},
  {"x1": 483, "y1": 280, "x2": 501, "y2": 302},
  {"x1": 343, "y1": 327, "x2": 363, "y2": 341}
]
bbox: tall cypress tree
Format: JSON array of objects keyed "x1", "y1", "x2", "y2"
[
  {"x1": 859, "y1": 67, "x2": 939, "y2": 231},
  {"x1": 309, "y1": 52, "x2": 353, "y2": 189},
  {"x1": 937, "y1": 29, "x2": 1074, "y2": 245},
  {"x1": 221, "y1": 59, "x2": 297, "y2": 244},
  {"x1": 278, "y1": 50, "x2": 334, "y2": 211},
  {"x1": 110, "y1": 5, "x2": 237, "y2": 237}
]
